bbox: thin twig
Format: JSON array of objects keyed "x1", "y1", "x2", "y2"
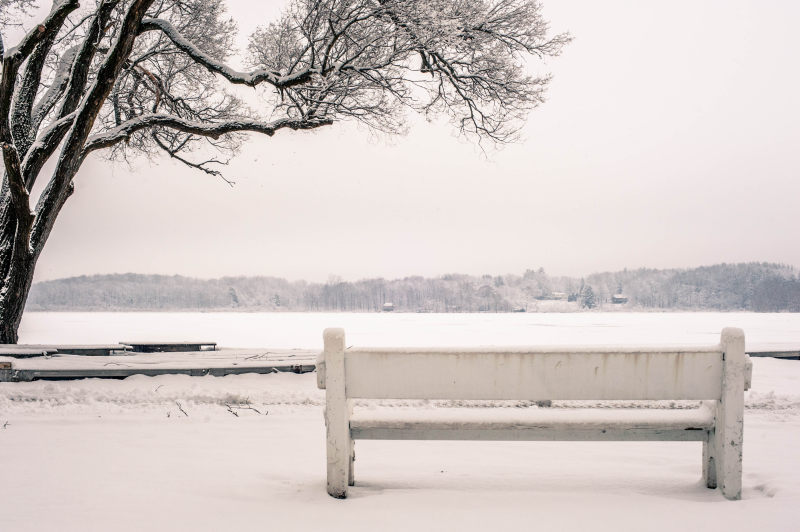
[
  {"x1": 175, "y1": 401, "x2": 188, "y2": 417},
  {"x1": 244, "y1": 352, "x2": 275, "y2": 360},
  {"x1": 224, "y1": 401, "x2": 267, "y2": 416}
]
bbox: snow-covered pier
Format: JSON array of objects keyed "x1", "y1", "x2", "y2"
[
  {"x1": 747, "y1": 350, "x2": 800, "y2": 360},
  {"x1": 0, "y1": 344, "x2": 131, "y2": 357},
  {"x1": 0, "y1": 345, "x2": 797, "y2": 383},
  {"x1": 0, "y1": 348, "x2": 316, "y2": 382}
]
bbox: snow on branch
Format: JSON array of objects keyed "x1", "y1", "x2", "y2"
[
  {"x1": 82, "y1": 113, "x2": 333, "y2": 155},
  {"x1": 1, "y1": 0, "x2": 78, "y2": 61},
  {"x1": 139, "y1": 17, "x2": 316, "y2": 89},
  {"x1": 30, "y1": 45, "x2": 80, "y2": 129},
  {"x1": 0, "y1": 0, "x2": 79, "y2": 212},
  {"x1": 243, "y1": 0, "x2": 571, "y2": 143},
  {"x1": 21, "y1": 112, "x2": 76, "y2": 187}
]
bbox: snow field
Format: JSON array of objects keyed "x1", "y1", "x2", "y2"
[
  {"x1": 0, "y1": 357, "x2": 799, "y2": 531},
  {"x1": 17, "y1": 311, "x2": 800, "y2": 350},
  {"x1": 2, "y1": 312, "x2": 799, "y2": 530}
]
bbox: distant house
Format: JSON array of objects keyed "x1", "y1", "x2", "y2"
[
  {"x1": 536, "y1": 292, "x2": 568, "y2": 301},
  {"x1": 382, "y1": 302, "x2": 395, "y2": 312},
  {"x1": 611, "y1": 294, "x2": 629, "y2": 304}
]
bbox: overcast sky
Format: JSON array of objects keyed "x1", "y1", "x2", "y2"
[{"x1": 29, "y1": 0, "x2": 800, "y2": 283}]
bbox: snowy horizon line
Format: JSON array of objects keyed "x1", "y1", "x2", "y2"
[{"x1": 32, "y1": 260, "x2": 799, "y2": 286}]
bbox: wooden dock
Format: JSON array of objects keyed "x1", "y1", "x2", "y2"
[
  {"x1": 0, "y1": 347, "x2": 57, "y2": 358},
  {"x1": 0, "y1": 347, "x2": 316, "y2": 382},
  {"x1": 120, "y1": 341, "x2": 217, "y2": 353},
  {"x1": 747, "y1": 350, "x2": 800, "y2": 360},
  {"x1": 0, "y1": 344, "x2": 131, "y2": 357},
  {"x1": 1, "y1": 344, "x2": 797, "y2": 383}
]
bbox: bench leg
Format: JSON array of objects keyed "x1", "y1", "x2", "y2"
[
  {"x1": 716, "y1": 328, "x2": 746, "y2": 500},
  {"x1": 324, "y1": 328, "x2": 351, "y2": 498},
  {"x1": 325, "y1": 411, "x2": 351, "y2": 498},
  {"x1": 348, "y1": 439, "x2": 355, "y2": 487},
  {"x1": 703, "y1": 428, "x2": 717, "y2": 489},
  {"x1": 715, "y1": 403, "x2": 743, "y2": 500},
  {"x1": 701, "y1": 400, "x2": 717, "y2": 488}
]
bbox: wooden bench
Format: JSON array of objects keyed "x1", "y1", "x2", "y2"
[{"x1": 316, "y1": 327, "x2": 752, "y2": 500}]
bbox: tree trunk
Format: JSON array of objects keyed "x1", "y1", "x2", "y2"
[
  {"x1": 0, "y1": 253, "x2": 35, "y2": 343},
  {"x1": 0, "y1": 184, "x2": 35, "y2": 344}
]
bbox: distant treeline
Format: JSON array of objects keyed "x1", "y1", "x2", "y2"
[{"x1": 26, "y1": 263, "x2": 800, "y2": 312}]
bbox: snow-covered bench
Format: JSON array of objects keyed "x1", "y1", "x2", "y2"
[{"x1": 316, "y1": 328, "x2": 752, "y2": 500}]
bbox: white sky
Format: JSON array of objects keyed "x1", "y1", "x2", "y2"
[{"x1": 28, "y1": 0, "x2": 800, "y2": 282}]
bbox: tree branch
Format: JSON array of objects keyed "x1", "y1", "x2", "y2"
[
  {"x1": 21, "y1": 1, "x2": 121, "y2": 193},
  {"x1": 153, "y1": 132, "x2": 235, "y2": 186},
  {"x1": 30, "y1": 45, "x2": 80, "y2": 133},
  {"x1": 32, "y1": 0, "x2": 156, "y2": 256},
  {"x1": 83, "y1": 113, "x2": 332, "y2": 155},
  {"x1": 139, "y1": 17, "x2": 316, "y2": 89},
  {"x1": 1, "y1": 0, "x2": 79, "y2": 63},
  {"x1": 21, "y1": 112, "x2": 76, "y2": 188},
  {"x1": 0, "y1": 1, "x2": 80, "y2": 223},
  {"x1": 57, "y1": 0, "x2": 122, "y2": 119},
  {"x1": 10, "y1": 0, "x2": 75, "y2": 157}
]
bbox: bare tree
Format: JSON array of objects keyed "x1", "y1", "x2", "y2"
[{"x1": 0, "y1": 0, "x2": 569, "y2": 342}]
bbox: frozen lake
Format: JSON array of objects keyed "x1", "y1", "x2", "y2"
[{"x1": 18, "y1": 311, "x2": 800, "y2": 351}]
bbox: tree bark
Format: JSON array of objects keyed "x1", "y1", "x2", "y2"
[
  {"x1": 0, "y1": 253, "x2": 35, "y2": 344},
  {"x1": 0, "y1": 184, "x2": 35, "y2": 344}
]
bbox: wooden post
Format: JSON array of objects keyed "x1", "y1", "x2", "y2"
[
  {"x1": 716, "y1": 328, "x2": 746, "y2": 500},
  {"x1": 323, "y1": 328, "x2": 351, "y2": 498},
  {"x1": 0, "y1": 360, "x2": 11, "y2": 382}
]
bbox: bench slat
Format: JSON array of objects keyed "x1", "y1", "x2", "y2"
[
  {"x1": 353, "y1": 427, "x2": 710, "y2": 442},
  {"x1": 345, "y1": 351, "x2": 723, "y2": 401},
  {"x1": 350, "y1": 406, "x2": 714, "y2": 441}
]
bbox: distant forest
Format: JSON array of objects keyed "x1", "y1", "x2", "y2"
[{"x1": 26, "y1": 263, "x2": 800, "y2": 313}]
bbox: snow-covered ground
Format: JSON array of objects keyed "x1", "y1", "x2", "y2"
[{"x1": 2, "y1": 312, "x2": 799, "y2": 531}]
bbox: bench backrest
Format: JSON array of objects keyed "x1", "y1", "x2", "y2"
[{"x1": 321, "y1": 328, "x2": 746, "y2": 401}]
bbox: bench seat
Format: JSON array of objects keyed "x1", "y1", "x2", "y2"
[{"x1": 350, "y1": 405, "x2": 715, "y2": 441}]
